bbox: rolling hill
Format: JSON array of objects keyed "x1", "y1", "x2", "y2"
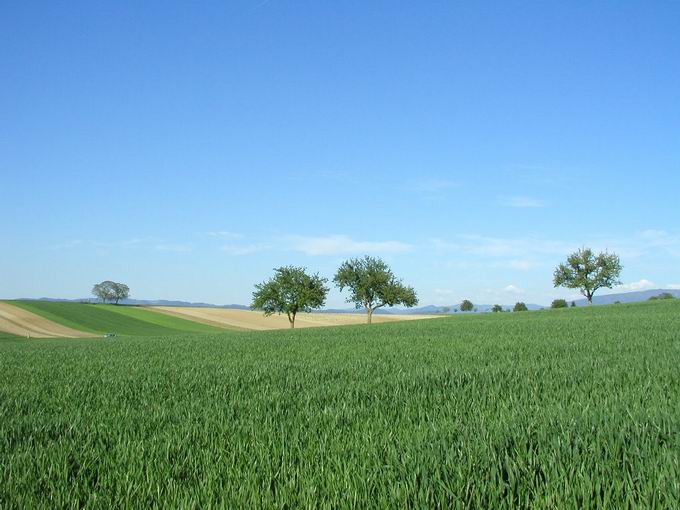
[
  {"x1": 572, "y1": 289, "x2": 680, "y2": 306},
  {"x1": 8, "y1": 301, "x2": 228, "y2": 336}
]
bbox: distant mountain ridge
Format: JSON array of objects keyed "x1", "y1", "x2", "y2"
[
  {"x1": 19, "y1": 297, "x2": 250, "y2": 310},
  {"x1": 572, "y1": 289, "x2": 680, "y2": 306},
  {"x1": 13, "y1": 289, "x2": 679, "y2": 314}
]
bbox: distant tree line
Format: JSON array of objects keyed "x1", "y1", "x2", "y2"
[{"x1": 455, "y1": 248, "x2": 623, "y2": 314}]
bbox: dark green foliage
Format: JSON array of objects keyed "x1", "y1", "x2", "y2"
[
  {"x1": 9, "y1": 301, "x2": 227, "y2": 335},
  {"x1": 649, "y1": 292, "x2": 674, "y2": 301},
  {"x1": 1, "y1": 300, "x2": 679, "y2": 507},
  {"x1": 491, "y1": 304, "x2": 503, "y2": 313},
  {"x1": 252, "y1": 266, "x2": 328, "y2": 328},
  {"x1": 513, "y1": 302, "x2": 529, "y2": 312},
  {"x1": 334, "y1": 256, "x2": 417, "y2": 323},
  {"x1": 571, "y1": 301, "x2": 576, "y2": 307},
  {"x1": 553, "y1": 248, "x2": 622, "y2": 303},
  {"x1": 460, "y1": 300, "x2": 474, "y2": 312},
  {"x1": 551, "y1": 299, "x2": 568, "y2": 309}
]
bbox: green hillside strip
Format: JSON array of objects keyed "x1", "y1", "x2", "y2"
[
  {"x1": 0, "y1": 331, "x2": 22, "y2": 342},
  {"x1": 102, "y1": 305, "x2": 228, "y2": 334},
  {"x1": 1, "y1": 299, "x2": 679, "y2": 506},
  {"x1": 8, "y1": 301, "x2": 226, "y2": 336}
]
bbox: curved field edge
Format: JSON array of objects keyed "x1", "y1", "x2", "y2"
[
  {"x1": 147, "y1": 305, "x2": 438, "y2": 331},
  {"x1": 0, "y1": 302, "x2": 95, "y2": 339},
  {"x1": 1, "y1": 300, "x2": 679, "y2": 507},
  {"x1": 7, "y1": 301, "x2": 228, "y2": 336},
  {"x1": 145, "y1": 306, "x2": 249, "y2": 331}
]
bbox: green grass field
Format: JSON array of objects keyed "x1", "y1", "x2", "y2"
[
  {"x1": 1, "y1": 300, "x2": 679, "y2": 507},
  {"x1": 0, "y1": 331, "x2": 21, "y2": 342},
  {"x1": 8, "y1": 300, "x2": 227, "y2": 335}
]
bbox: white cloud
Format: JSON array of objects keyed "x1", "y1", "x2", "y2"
[
  {"x1": 503, "y1": 284, "x2": 524, "y2": 294},
  {"x1": 666, "y1": 284, "x2": 680, "y2": 290},
  {"x1": 500, "y1": 196, "x2": 546, "y2": 208},
  {"x1": 288, "y1": 235, "x2": 413, "y2": 256},
  {"x1": 639, "y1": 230, "x2": 680, "y2": 256},
  {"x1": 432, "y1": 236, "x2": 572, "y2": 258},
  {"x1": 221, "y1": 244, "x2": 270, "y2": 255},
  {"x1": 616, "y1": 279, "x2": 656, "y2": 291}
]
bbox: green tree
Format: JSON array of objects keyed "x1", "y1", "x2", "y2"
[
  {"x1": 491, "y1": 304, "x2": 503, "y2": 313},
  {"x1": 334, "y1": 256, "x2": 418, "y2": 324},
  {"x1": 460, "y1": 300, "x2": 474, "y2": 312},
  {"x1": 571, "y1": 301, "x2": 576, "y2": 307},
  {"x1": 553, "y1": 248, "x2": 622, "y2": 304},
  {"x1": 92, "y1": 281, "x2": 116, "y2": 303},
  {"x1": 252, "y1": 266, "x2": 329, "y2": 328},
  {"x1": 649, "y1": 292, "x2": 674, "y2": 301},
  {"x1": 93, "y1": 281, "x2": 130, "y2": 304},
  {"x1": 551, "y1": 299, "x2": 568, "y2": 309},
  {"x1": 111, "y1": 283, "x2": 130, "y2": 304},
  {"x1": 513, "y1": 302, "x2": 528, "y2": 312}
]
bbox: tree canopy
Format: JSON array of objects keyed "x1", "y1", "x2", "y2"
[
  {"x1": 92, "y1": 281, "x2": 130, "y2": 304},
  {"x1": 551, "y1": 299, "x2": 568, "y2": 309},
  {"x1": 553, "y1": 248, "x2": 622, "y2": 304},
  {"x1": 460, "y1": 300, "x2": 474, "y2": 312},
  {"x1": 333, "y1": 256, "x2": 418, "y2": 324},
  {"x1": 513, "y1": 302, "x2": 529, "y2": 312},
  {"x1": 252, "y1": 266, "x2": 329, "y2": 328},
  {"x1": 491, "y1": 304, "x2": 503, "y2": 313}
]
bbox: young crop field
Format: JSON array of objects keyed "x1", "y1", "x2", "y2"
[
  {"x1": 1, "y1": 300, "x2": 679, "y2": 507},
  {"x1": 7, "y1": 301, "x2": 227, "y2": 336}
]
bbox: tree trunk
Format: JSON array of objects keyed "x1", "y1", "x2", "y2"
[
  {"x1": 288, "y1": 312, "x2": 295, "y2": 329},
  {"x1": 367, "y1": 308, "x2": 373, "y2": 324}
]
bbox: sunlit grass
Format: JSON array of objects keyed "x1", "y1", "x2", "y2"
[{"x1": 1, "y1": 300, "x2": 679, "y2": 507}]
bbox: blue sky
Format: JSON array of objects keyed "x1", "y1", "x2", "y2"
[{"x1": 2, "y1": 1, "x2": 679, "y2": 307}]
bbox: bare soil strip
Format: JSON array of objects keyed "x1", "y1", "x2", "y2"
[
  {"x1": 148, "y1": 306, "x2": 438, "y2": 331},
  {"x1": 0, "y1": 302, "x2": 94, "y2": 338}
]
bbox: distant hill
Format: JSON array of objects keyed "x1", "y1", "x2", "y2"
[
  {"x1": 14, "y1": 289, "x2": 678, "y2": 314},
  {"x1": 320, "y1": 303, "x2": 544, "y2": 314},
  {"x1": 19, "y1": 297, "x2": 251, "y2": 309},
  {"x1": 572, "y1": 289, "x2": 680, "y2": 306}
]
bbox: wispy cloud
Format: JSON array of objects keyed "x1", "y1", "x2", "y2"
[
  {"x1": 155, "y1": 244, "x2": 192, "y2": 253},
  {"x1": 93, "y1": 238, "x2": 154, "y2": 248},
  {"x1": 204, "y1": 231, "x2": 244, "y2": 240},
  {"x1": 615, "y1": 279, "x2": 656, "y2": 291},
  {"x1": 49, "y1": 240, "x2": 84, "y2": 250},
  {"x1": 434, "y1": 288, "x2": 455, "y2": 295},
  {"x1": 288, "y1": 235, "x2": 414, "y2": 256},
  {"x1": 500, "y1": 196, "x2": 546, "y2": 208},
  {"x1": 411, "y1": 178, "x2": 460, "y2": 193},
  {"x1": 221, "y1": 243, "x2": 271, "y2": 255},
  {"x1": 503, "y1": 284, "x2": 525, "y2": 294},
  {"x1": 640, "y1": 230, "x2": 680, "y2": 256},
  {"x1": 432, "y1": 236, "x2": 572, "y2": 258}
]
